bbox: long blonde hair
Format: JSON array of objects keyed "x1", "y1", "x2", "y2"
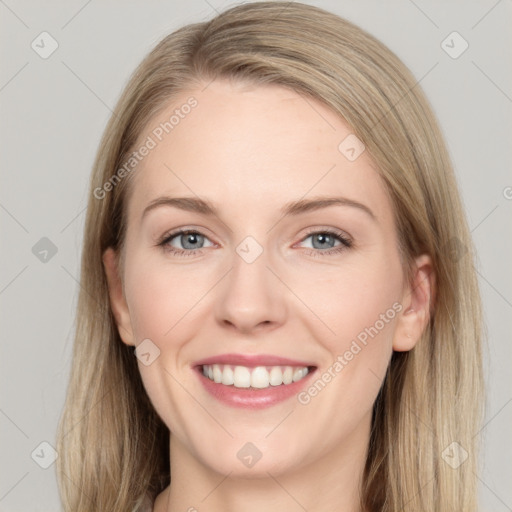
[{"x1": 56, "y1": 2, "x2": 483, "y2": 510}]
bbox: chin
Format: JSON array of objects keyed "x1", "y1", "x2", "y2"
[{"x1": 197, "y1": 444, "x2": 300, "y2": 478}]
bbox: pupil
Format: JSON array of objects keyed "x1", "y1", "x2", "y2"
[
  {"x1": 183, "y1": 233, "x2": 202, "y2": 249},
  {"x1": 314, "y1": 233, "x2": 333, "y2": 249}
]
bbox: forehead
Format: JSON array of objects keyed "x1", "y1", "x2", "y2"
[{"x1": 127, "y1": 80, "x2": 392, "y2": 225}]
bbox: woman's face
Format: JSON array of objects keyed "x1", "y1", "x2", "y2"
[{"x1": 104, "y1": 79, "x2": 430, "y2": 478}]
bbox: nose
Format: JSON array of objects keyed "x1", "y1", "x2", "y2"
[{"x1": 214, "y1": 247, "x2": 287, "y2": 335}]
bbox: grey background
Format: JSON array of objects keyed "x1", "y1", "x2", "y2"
[{"x1": 1, "y1": 0, "x2": 511, "y2": 510}]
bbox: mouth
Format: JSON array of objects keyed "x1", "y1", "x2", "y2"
[
  {"x1": 200, "y1": 363, "x2": 314, "y2": 389},
  {"x1": 193, "y1": 353, "x2": 317, "y2": 409}
]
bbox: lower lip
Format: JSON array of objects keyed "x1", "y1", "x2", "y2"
[{"x1": 195, "y1": 366, "x2": 316, "y2": 409}]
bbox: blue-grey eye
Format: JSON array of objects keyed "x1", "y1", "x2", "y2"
[
  {"x1": 303, "y1": 232, "x2": 340, "y2": 250},
  {"x1": 169, "y1": 231, "x2": 213, "y2": 250}
]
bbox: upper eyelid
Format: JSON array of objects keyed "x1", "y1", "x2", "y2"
[
  {"x1": 160, "y1": 227, "x2": 216, "y2": 243},
  {"x1": 291, "y1": 226, "x2": 352, "y2": 246},
  {"x1": 299, "y1": 226, "x2": 350, "y2": 238}
]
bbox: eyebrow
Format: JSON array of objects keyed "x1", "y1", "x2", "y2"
[{"x1": 141, "y1": 195, "x2": 376, "y2": 222}]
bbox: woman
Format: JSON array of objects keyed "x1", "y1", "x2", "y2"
[{"x1": 56, "y1": 2, "x2": 484, "y2": 511}]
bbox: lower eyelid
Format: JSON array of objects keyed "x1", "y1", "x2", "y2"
[{"x1": 301, "y1": 246, "x2": 347, "y2": 258}]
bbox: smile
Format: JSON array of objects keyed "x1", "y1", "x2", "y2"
[{"x1": 201, "y1": 364, "x2": 311, "y2": 389}]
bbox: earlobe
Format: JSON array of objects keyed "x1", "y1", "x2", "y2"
[
  {"x1": 102, "y1": 247, "x2": 135, "y2": 346},
  {"x1": 393, "y1": 254, "x2": 435, "y2": 352}
]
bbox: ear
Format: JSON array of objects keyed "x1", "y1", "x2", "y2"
[
  {"x1": 393, "y1": 254, "x2": 435, "y2": 352},
  {"x1": 103, "y1": 247, "x2": 135, "y2": 346}
]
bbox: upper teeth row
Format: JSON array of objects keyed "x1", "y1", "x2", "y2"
[{"x1": 202, "y1": 364, "x2": 310, "y2": 389}]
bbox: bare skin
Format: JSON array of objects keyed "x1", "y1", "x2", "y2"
[{"x1": 103, "y1": 79, "x2": 434, "y2": 512}]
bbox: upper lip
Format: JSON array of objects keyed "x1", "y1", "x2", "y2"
[{"x1": 194, "y1": 353, "x2": 316, "y2": 368}]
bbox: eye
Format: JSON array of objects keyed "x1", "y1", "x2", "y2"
[
  {"x1": 158, "y1": 229, "x2": 214, "y2": 256},
  {"x1": 297, "y1": 229, "x2": 352, "y2": 256}
]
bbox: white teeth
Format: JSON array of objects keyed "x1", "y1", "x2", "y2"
[
  {"x1": 251, "y1": 366, "x2": 269, "y2": 389},
  {"x1": 292, "y1": 368, "x2": 303, "y2": 382},
  {"x1": 212, "y1": 364, "x2": 222, "y2": 383},
  {"x1": 269, "y1": 367, "x2": 283, "y2": 386},
  {"x1": 233, "y1": 366, "x2": 251, "y2": 388},
  {"x1": 293, "y1": 367, "x2": 308, "y2": 382},
  {"x1": 282, "y1": 366, "x2": 293, "y2": 385},
  {"x1": 221, "y1": 365, "x2": 234, "y2": 385},
  {"x1": 201, "y1": 364, "x2": 311, "y2": 389}
]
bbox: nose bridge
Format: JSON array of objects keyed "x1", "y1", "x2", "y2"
[{"x1": 215, "y1": 240, "x2": 286, "y2": 332}]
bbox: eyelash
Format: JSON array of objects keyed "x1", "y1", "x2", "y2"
[{"x1": 157, "y1": 228, "x2": 353, "y2": 258}]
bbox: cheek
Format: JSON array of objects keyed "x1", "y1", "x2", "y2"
[
  {"x1": 122, "y1": 253, "x2": 211, "y2": 436},
  {"x1": 123, "y1": 252, "x2": 215, "y2": 344},
  {"x1": 295, "y1": 253, "x2": 402, "y2": 345},
  {"x1": 294, "y1": 251, "x2": 403, "y2": 398},
  {"x1": 290, "y1": 261, "x2": 401, "y2": 445}
]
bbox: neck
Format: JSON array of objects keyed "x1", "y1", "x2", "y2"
[{"x1": 154, "y1": 416, "x2": 370, "y2": 512}]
